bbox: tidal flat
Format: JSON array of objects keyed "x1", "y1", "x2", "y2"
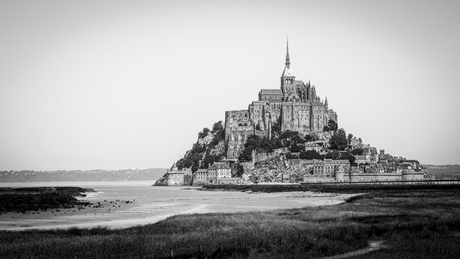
[
  {"x1": 1, "y1": 184, "x2": 460, "y2": 258},
  {"x1": 0, "y1": 182, "x2": 353, "y2": 231}
]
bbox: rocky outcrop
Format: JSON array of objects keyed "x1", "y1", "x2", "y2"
[
  {"x1": 176, "y1": 122, "x2": 227, "y2": 173},
  {"x1": 153, "y1": 176, "x2": 168, "y2": 186},
  {"x1": 0, "y1": 187, "x2": 95, "y2": 213}
]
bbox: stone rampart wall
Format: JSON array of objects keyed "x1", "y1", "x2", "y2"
[
  {"x1": 303, "y1": 175, "x2": 336, "y2": 183},
  {"x1": 401, "y1": 171, "x2": 425, "y2": 181},
  {"x1": 347, "y1": 173, "x2": 401, "y2": 182},
  {"x1": 192, "y1": 180, "x2": 209, "y2": 186}
]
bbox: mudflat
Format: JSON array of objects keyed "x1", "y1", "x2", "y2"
[{"x1": 0, "y1": 182, "x2": 357, "y2": 230}]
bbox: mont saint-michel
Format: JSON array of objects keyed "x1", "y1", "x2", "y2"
[
  {"x1": 224, "y1": 41, "x2": 337, "y2": 160},
  {"x1": 156, "y1": 42, "x2": 427, "y2": 186}
]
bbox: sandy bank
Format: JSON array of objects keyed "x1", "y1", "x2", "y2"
[{"x1": 0, "y1": 188, "x2": 359, "y2": 231}]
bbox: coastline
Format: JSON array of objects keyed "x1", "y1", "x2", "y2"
[{"x1": 0, "y1": 184, "x2": 358, "y2": 231}]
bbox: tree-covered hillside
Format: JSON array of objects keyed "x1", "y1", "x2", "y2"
[
  {"x1": 176, "y1": 119, "x2": 365, "y2": 173},
  {"x1": 176, "y1": 121, "x2": 226, "y2": 172}
]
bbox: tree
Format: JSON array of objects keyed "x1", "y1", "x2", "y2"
[
  {"x1": 271, "y1": 120, "x2": 281, "y2": 135},
  {"x1": 191, "y1": 143, "x2": 206, "y2": 153},
  {"x1": 238, "y1": 147, "x2": 253, "y2": 162},
  {"x1": 237, "y1": 135, "x2": 275, "y2": 162},
  {"x1": 327, "y1": 120, "x2": 338, "y2": 132},
  {"x1": 326, "y1": 151, "x2": 341, "y2": 159},
  {"x1": 329, "y1": 128, "x2": 348, "y2": 150},
  {"x1": 351, "y1": 148, "x2": 364, "y2": 156},
  {"x1": 203, "y1": 154, "x2": 219, "y2": 168},
  {"x1": 300, "y1": 150, "x2": 323, "y2": 160},
  {"x1": 235, "y1": 163, "x2": 245, "y2": 177},
  {"x1": 257, "y1": 137, "x2": 274, "y2": 153},
  {"x1": 292, "y1": 135, "x2": 306, "y2": 144},
  {"x1": 347, "y1": 153, "x2": 356, "y2": 165},
  {"x1": 304, "y1": 134, "x2": 314, "y2": 142},
  {"x1": 280, "y1": 130, "x2": 298, "y2": 140},
  {"x1": 290, "y1": 143, "x2": 303, "y2": 153},
  {"x1": 244, "y1": 135, "x2": 261, "y2": 150},
  {"x1": 212, "y1": 121, "x2": 223, "y2": 133},
  {"x1": 270, "y1": 138, "x2": 284, "y2": 149},
  {"x1": 198, "y1": 128, "x2": 210, "y2": 139},
  {"x1": 347, "y1": 133, "x2": 354, "y2": 145}
]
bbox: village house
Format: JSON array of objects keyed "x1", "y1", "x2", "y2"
[
  {"x1": 301, "y1": 159, "x2": 349, "y2": 183},
  {"x1": 207, "y1": 162, "x2": 232, "y2": 184},
  {"x1": 193, "y1": 169, "x2": 209, "y2": 185},
  {"x1": 192, "y1": 162, "x2": 232, "y2": 185}
]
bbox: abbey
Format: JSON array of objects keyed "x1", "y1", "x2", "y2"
[{"x1": 225, "y1": 42, "x2": 338, "y2": 159}]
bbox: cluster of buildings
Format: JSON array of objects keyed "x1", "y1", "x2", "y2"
[
  {"x1": 193, "y1": 162, "x2": 240, "y2": 185},
  {"x1": 158, "y1": 151, "x2": 426, "y2": 186},
  {"x1": 160, "y1": 42, "x2": 427, "y2": 186},
  {"x1": 293, "y1": 157, "x2": 426, "y2": 183},
  {"x1": 155, "y1": 162, "x2": 242, "y2": 186},
  {"x1": 225, "y1": 40, "x2": 337, "y2": 160}
]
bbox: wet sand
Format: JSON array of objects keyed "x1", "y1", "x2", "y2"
[{"x1": 0, "y1": 184, "x2": 358, "y2": 231}]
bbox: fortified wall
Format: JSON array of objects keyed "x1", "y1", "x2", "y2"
[{"x1": 240, "y1": 149, "x2": 426, "y2": 184}]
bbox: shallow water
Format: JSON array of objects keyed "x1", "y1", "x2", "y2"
[{"x1": 0, "y1": 181, "x2": 353, "y2": 230}]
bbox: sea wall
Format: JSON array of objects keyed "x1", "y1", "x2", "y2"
[
  {"x1": 347, "y1": 172, "x2": 401, "y2": 182},
  {"x1": 303, "y1": 175, "x2": 336, "y2": 183},
  {"x1": 401, "y1": 170, "x2": 425, "y2": 181}
]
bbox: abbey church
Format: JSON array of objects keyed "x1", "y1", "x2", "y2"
[{"x1": 225, "y1": 41, "x2": 338, "y2": 159}]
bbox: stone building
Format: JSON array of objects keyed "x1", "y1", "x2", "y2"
[
  {"x1": 225, "y1": 41, "x2": 338, "y2": 159},
  {"x1": 207, "y1": 162, "x2": 232, "y2": 184},
  {"x1": 192, "y1": 162, "x2": 232, "y2": 185},
  {"x1": 162, "y1": 163, "x2": 192, "y2": 186},
  {"x1": 193, "y1": 169, "x2": 209, "y2": 185},
  {"x1": 299, "y1": 159, "x2": 349, "y2": 182}
]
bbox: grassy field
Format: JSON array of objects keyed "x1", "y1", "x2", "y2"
[{"x1": 1, "y1": 185, "x2": 460, "y2": 258}]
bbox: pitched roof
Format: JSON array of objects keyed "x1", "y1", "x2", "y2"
[
  {"x1": 259, "y1": 89, "x2": 282, "y2": 95},
  {"x1": 209, "y1": 162, "x2": 230, "y2": 170}
]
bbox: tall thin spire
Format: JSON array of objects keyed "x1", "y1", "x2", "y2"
[
  {"x1": 281, "y1": 35, "x2": 294, "y2": 81},
  {"x1": 285, "y1": 35, "x2": 290, "y2": 68}
]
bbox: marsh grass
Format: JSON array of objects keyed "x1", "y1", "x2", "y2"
[{"x1": 1, "y1": 186, "x2": 460, "y2": 258}]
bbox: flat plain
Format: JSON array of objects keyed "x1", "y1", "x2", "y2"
[{"x1": 1, "y1": 183, "x2": 460, "y2": 258}]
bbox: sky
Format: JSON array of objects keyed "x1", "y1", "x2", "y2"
[{"x1": 1, "y1": 0, "x2": 459, "y2": 171}]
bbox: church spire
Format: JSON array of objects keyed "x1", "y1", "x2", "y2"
[
  {"x1": 281, "y1": 36, "x2": 295, "y2": 90},
  {"x1": 285, "y1": 36, "x2": 290, "y2": 68},
  {"x1": 281, "y1": 36, "x2": 294, "y2": 78}
]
